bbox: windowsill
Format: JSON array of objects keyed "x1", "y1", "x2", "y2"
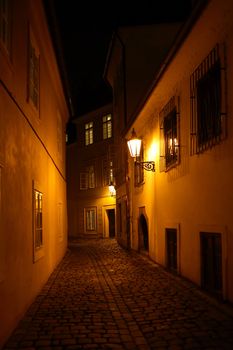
[{"x1": 33, "y1": 246, "x2": 44, "y2": 263}]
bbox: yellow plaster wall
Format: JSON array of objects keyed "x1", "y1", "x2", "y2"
[
  {"x1": 0, "y1": 0, "x2": 68, "y2": 345},
  {"x1": 128, "y1": 0, "x2": 233, "y2": 302}
]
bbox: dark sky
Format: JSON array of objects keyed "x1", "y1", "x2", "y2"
[{"x1": 44, "y1": 0, "x2": 193, "y2": 118}]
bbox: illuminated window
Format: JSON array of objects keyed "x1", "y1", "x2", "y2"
[
  {"x1": 190, "y1": 44, "x2": 226, "y2": 154},
  {"x1": 0, "y1": 0, "x2": 11, "y2": 54},
  {"x1": 102, "y1": 158, "x2": 114, "y2": 187},
  {"x1": 33, "y1": 184, "x2": 43, "y2": 262},
  {"x1": 103, "y1": 114, "x2": 112, "y2": 139},
  {"x1": 85, "y1": 121, "x2": 93, "y2": 145},
  {"x1": 80, "y1": 165, "x2": 95, "y2": 190},
  {"x1": 160, "y1": 96, "x2": 180, "y2": 171},
  {"x1": 164, "y1": 108, "x2": 178, "y2": 168},
  {"x1": 85, "y1": 207, "x2": 96, "y2": 231},
  {"x1": 88, "y1": 165, "x2": 95, "y2": 188},
  {"x1": 28, "y1": 29, "x2": 40, "y2": 110}
]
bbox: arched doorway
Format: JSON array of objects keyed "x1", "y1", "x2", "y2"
[{"x1": 138, "y1": 214, "x2": 149, "y2": 251}]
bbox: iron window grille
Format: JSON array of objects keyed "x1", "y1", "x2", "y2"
[
  {"x1": 190, "y1": 44, "x2": 227, "y2": 155},
  {"x1": 160, "y1": 96, "x2": 180, "y2": 171}
]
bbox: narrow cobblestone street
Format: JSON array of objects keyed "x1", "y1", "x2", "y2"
[{"x1": 3, "y1": 239, "x2": 233, "y2": 350}]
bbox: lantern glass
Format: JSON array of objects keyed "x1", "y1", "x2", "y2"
[{"x1": 127, "y1": 129, "x2": 142, "y2": 158}]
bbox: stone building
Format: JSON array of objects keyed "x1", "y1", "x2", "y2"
[
  {"x1": 104, "y1": 0, "x2": 233, "y2": 303},
  {"x1": 66, "y1": 103, "x2": 116, "y2": 239},
  {"x1": 0, "y1": 0, "x2": 69, "y2": 345}
]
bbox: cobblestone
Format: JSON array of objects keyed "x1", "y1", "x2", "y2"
[{"x1": 3, "y1": 238, "x2": 233, "y2": 349}]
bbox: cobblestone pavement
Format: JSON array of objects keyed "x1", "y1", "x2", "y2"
[{"x1": 3, "y1": 238, "x2": 233, "y2": 350}]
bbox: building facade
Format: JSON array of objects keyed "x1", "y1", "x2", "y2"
[
  {"x1": 67, "y1": 104, "x2": 116, "y2": 239},
  {"x1": 105, "y1": 0, "x2": 233, "y2": 303},
  {"x1": 104, "y1": 22, "x2": 183, "y2": 248},
  {"x1": 0, "y1": 0, "x2": 69, "y2": 345}
]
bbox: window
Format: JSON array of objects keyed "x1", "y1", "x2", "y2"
[
  {"x1": 33, "y1": 185, "x2": 43, "y2": 262},
  {"x1": 160, "y1": 96, "x2": 179, "y2": 171},
  {"x1": 0, "y1": 0, "x2": 11, "y2": 54},
  {"x1": 85, "y1": 207, "x2": 96, "y2": 232},
  {"x1": 134, "y1": 144, "x2": 144, "y2": 186},
  {"x1": 80, "y1": 172, "x2": 88, "y2": 190},
  {"x1": 28, "y1": 29, "x2": 40, "y2": 110},
  {"x1": 103, "y1": 114, "x2": 112, "y2": 139},
  {"x1": 88, "y1": 165, "x2": 95, "y2": 188},
  {"x1": 190, "y1": 44, "x2": 226, "y2": 154},
  {"x1": 85, "y1": 121, "x2": 93, "y2": 145},
  {"x1": 80, "y1": 165, "x2": 95, "y2": 190},
  {"x1": 102, "y1": 158, "x2": 114, "y2": 187}
]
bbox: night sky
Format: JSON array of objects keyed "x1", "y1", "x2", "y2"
[{"x1": 44, "y1": 0, "x2": 193, "y2": 118}]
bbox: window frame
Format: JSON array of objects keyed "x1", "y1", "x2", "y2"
[
  {"x1": 160, "y1": 96, "x2": 180, "y2": 171},
  {"x1": 103, "y1": 113, "x2": 112, "y2": 139},
  {"x1": 85, "y1": 121, "x2": 93, "y2": 146},
  {"x1": 33, "y1": 182, "x2": 44, "y2": 262},
  {"x1": 85, "y1": 207, "x2": 97, "y2": 233},
  {"x1": 80, "y1": 165, "x2": 95, "y2": 190},
  {"x1": 190, "y1": 43, "x2": 227, "y2": 155},
  {"x1": 28, "y1": 27, "x2": 40, "y2": 112}
]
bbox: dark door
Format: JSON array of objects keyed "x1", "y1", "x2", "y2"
[
  {"x1": 166, "y1": 228, "x2": 177, "y2": 273},
  {"x1": 107, "y1": 209, "x2": 115, "y2": 238},
  {"x1": 200, "y1": 232, "x2": 222, "y2": 298},
  {"x1": 139, "y1": 214, "x2": 149, "y2": 251}
]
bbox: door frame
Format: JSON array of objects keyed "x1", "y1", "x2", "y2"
[{"x1": 103, "y1": 205, "x2": 116, "y2": 238}]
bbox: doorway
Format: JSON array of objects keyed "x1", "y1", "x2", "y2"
[
  {"x1": 200, "y1": 232, "x2": 222, "y2": 298},
  {"x1": 166, "y1": 228, "x2": 177, "y2": 273},
  {"x1": 103, "y1": 206, "x2": 116, "y2": 238},
  {"x1": 107, "y1": 209, "x2": 115, "y2": 238},
  {"x1": 138, "y1": 214, "x2": 149, "y2": 251}
]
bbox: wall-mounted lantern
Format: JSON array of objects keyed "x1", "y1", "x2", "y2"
[
  {"x1": 109, "y1": 181, "x2": 116, "y2": 197},
  {"x1": 127, "y1": 129, "x2": 155, "y2": 172}
]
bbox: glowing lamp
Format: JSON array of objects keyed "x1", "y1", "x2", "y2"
[
  {"x1": 127, "y1": 129, "x2": 155, "y2": 172},
  {"x1": 127, "y1": 129, "x2": 142, "y2": 158}
]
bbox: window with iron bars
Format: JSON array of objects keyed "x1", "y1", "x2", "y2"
[
  {"x1": 190, "y1": 44, "x2": 227, "y2": 155},
  {"x1": 160, "y1": 96, "x2": 180, "y2": 171}
]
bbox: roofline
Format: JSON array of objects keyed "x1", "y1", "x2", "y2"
[
  {"x1": 124, "y1": 0, "x2": 209, "y2": 135},
  {"x1": 43, "y1": 0, "x2": 75, "y2": 118},
  {"x1": 103, "y1": 31, "x2": 117, "y2": 83}
]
